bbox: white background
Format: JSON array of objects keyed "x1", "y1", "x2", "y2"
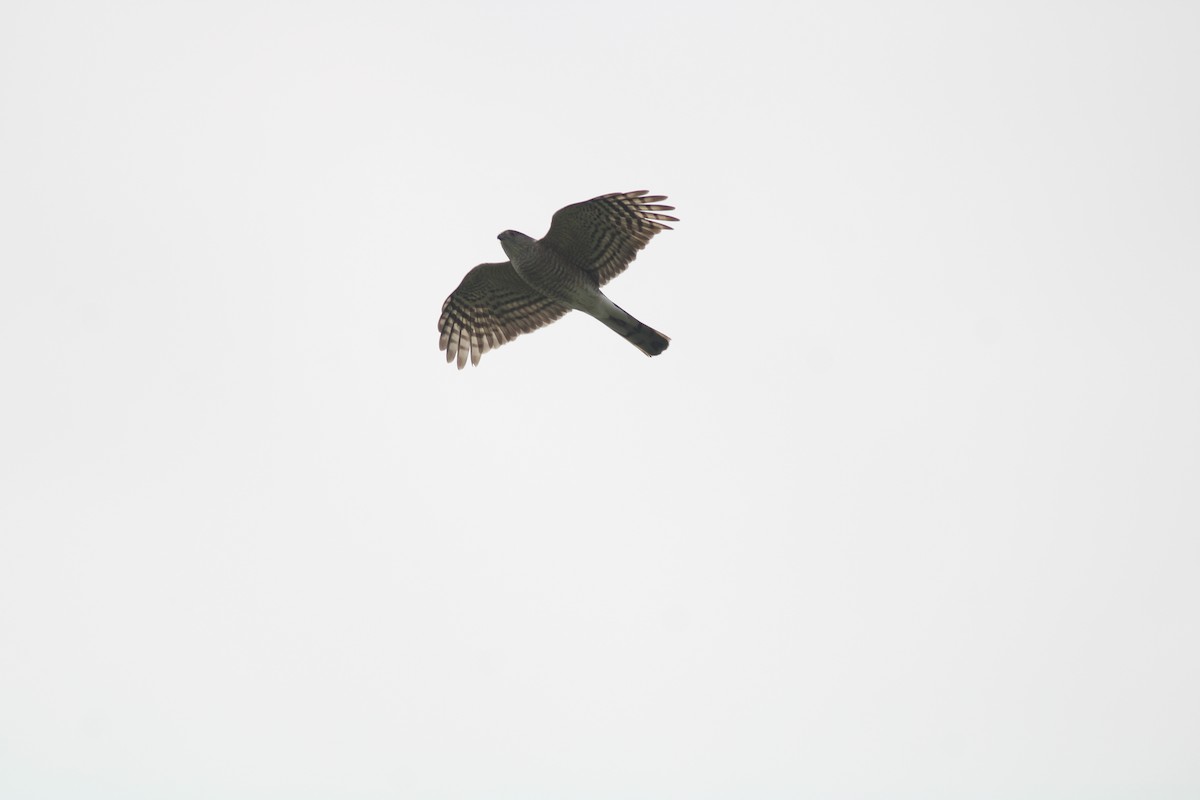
[{"x1": 2, "y1": 2, "x2": 1198, "y2": 798}]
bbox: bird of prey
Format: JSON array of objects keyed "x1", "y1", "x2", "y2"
[{"x1": 438, "y1": 190, "x2": 677, "y2": 368}]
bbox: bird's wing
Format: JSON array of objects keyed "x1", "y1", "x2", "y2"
[
  {"x1": 438, "y1": 261, "x2": 571, "y2": 369},
  {"x1": 539, "y1": 190, "x2": 677, "y2": 286}
]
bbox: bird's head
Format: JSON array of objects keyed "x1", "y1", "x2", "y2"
[{"x1": 497, "y1": 229, "x2": 534, "y2": 259}]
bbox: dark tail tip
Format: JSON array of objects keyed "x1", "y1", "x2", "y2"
[{"x1": 628, "y1": 324, "x2": 670, "y2": 357}]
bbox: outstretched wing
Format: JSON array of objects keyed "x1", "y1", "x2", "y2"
[
  {"x1": 438, "y1": 262, "x2": 571, "y2": 369},
  {"x1": 539, "y1": 190, "x2": 677, "y2": 286}
]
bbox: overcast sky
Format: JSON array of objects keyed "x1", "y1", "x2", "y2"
[{"x1": 2, "y1": 2, "x2": 1198, "y2": 798}]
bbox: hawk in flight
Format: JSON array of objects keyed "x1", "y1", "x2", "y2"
[{"x1": 438, "y1": 190, "x2": 677, "y2": 368}]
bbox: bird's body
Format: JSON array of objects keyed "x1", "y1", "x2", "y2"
[
  {"x1": 500, "y1": 230, "x2": 600, "y2": 312},
  {"x1": 439, "y1": 191, "x2": 676, "y2": 368}
]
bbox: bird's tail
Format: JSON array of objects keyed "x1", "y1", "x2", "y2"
[{"x1": 601, "y1": 304, "x2": 670, "y2": 357}]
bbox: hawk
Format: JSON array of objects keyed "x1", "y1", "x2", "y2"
[{"x1": 438, "y1": 190, "x2": 677, "y2": 368}]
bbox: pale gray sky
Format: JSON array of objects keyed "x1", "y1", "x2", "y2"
[{"x1": 2, "y1": 1, "x2": 1198, "y2": 798}]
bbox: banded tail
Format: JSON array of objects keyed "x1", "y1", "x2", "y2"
[{"x1": 599, "y1": 304, "x2": 670, "y2": 357}]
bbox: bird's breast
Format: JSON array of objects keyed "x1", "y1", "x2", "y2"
[{"x1": 511, "y1": 244, "x2": 600, "y2": 311}]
